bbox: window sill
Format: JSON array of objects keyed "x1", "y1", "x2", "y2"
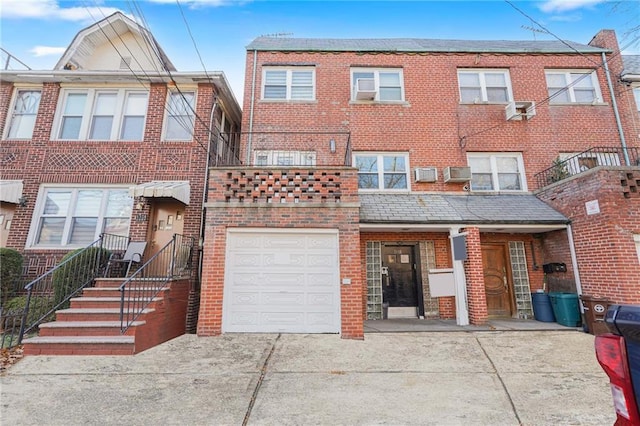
[
  {"x1": 358, "y1": 189, "x2": 411, "y2": 193},
  {"x1": 548, "y1": 102, "x2": 609, "y2": 106},
  {"x1": 459, "y1": 101, "x2": 510, "y2": 105},
  {"x1": 259, "y1": 99, "x2": 317, "y2": 104},
  {"x1": 349, "y1": 100, "x2": 409, "y2": 106}
]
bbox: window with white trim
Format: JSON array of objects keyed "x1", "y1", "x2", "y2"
[
  {"x1": 354, "y1": 153, "x2": 409, "y2": 190},
  {"x1": 54, "y1": 89, "x2": 148, "y2": 141},
  {"x1": 458, "y1": 69, "x2": 512, "y2": 103},
  {"x1": 468, "y1": 153, "x2": 527, "y2": 191},
  {"x1": 6, "y1": 89, "x2": 41, "y2": 139},
  {"x1": 262, "y1": 67, "x2": 315, "y2": 100},
  {"x1": 633, "y1": 88, "x2": 640, "y2": 112},
  {"x1": 545, "y1": 70, "x2": 602, "y2": 104},
  {"x1": 164, "y1": 91, "x2": 195, "y2": 141},
  {"x1": 635, "y1": 234, "x2": 640, "y2": 264},
  {"x1": 29, "y1": 187, "x2": 133, "y2": 248},
  {"x1": 351, "y1": 68, "x2": 404, "y2": 101},
  {"x1": 254, "y1": 150, "x2": 316, "y2": 166}
]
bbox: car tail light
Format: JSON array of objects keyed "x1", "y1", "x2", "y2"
[{"x1": 595, "y1": 333, "x2": 640, "y2": 425}]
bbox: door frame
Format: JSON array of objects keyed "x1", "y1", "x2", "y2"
[
  {"x1": 481, "y1": 242, "x2": 516, "y2": 318},
  {"x1": 381, "y1": 242, "x2": 425, "y2": 318}
]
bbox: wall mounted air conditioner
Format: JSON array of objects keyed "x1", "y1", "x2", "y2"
[
  {"x1": 415, "y1": 167, "x2": 438, "y2": 182},
  {"x1": 355, "y1": 78, "x2": 376, "y2": 100},
  {"x1": 505, "y1": 101, "x2": 536, "y2": 121},
  {"x1": 443, "y1": 166, "x2": 471, "y2": 183}
]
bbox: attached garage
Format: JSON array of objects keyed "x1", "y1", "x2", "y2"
[{"x1": 222, "y1": 228, "x2": 341, "y2": 333}]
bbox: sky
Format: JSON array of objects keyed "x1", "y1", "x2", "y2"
[{"x1": 1, "y1": 0, "x2": 639, "y2": 107}]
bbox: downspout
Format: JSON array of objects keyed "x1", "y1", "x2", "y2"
[
  {"x1": 247, "y1": 49, "x2": 258, "y2": 164},
  {"x1": 566, "y1": 224, "x2": 584, "y2": 313},
  {"x1": 197, "y1": 94, "x2": 218, "y2": 302},
  {"x1": 602, "y1": 52, "x2": 630, "y2": 165}
]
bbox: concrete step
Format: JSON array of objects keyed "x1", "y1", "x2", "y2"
[
  {"x1": 70, "y1": 297, "x2": 161, "y2": 309},
  {"x1": 22, "y1": 335, "x2": 136, "y2": 355},
  {"x1": 93, "y1": 279, "x2": 168, "y2": 289},
  {"x1": 38, "y1": 320, "x2": 145, "y2": 337},
  {"x1": 54, "y1": 308, "x2": 155, "y2": 322}
]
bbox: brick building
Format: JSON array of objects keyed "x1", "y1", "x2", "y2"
[
  {"x1": 0, "y1": 12, "x2": 241, "y2": 351},
  {"x1": 198, "y1": 30, "x2": 639, "y2": 339}
]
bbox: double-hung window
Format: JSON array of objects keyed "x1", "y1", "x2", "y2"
[
  {"x1": 458, "y1": 69, "x2": 512, "y2": 103},
  {"x1": 351, "y1": 68, "x2": 404, "y2": 102},
  {"x1": 55, "y1": 89, "x2": 148, "y2": 140},
  {"x1": 545, "y1": 70, "x2": 602, "y2": 104},
  {"x1": 30, "y1": 186, "x2": 132, "y2": 248},
  {"x1": 164, "y1": 91, "x2": 195, "y2": 140},
  {"x1": 254, "y1": 150, "x2": 316, "y2": 166},
  {"x1": 354, "y1": 153, "x2": 409, "y2": 190},
  {"x1": 6, "y1": 89, "x2": 41, "y2": 139},
  {"x1": 468, "y1": 153, "x2": 526, "y2": 191},
  {"x1": 262, "y1": 67, "x2": 315, "y2": 100},
  {"x1": 633, "y1": 88, "x2": 640, "y2": 112}
]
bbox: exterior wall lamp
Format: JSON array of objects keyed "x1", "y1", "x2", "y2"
[{"x1": 18, "y1": 196, "x2": 27, "y2": 207}]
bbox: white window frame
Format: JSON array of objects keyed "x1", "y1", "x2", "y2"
[
  {"x1": 5, "y1": 87, "x2": 42, "y2": 140},
  {"x1": 52, "y1": 88, "x2": 148, "y2": 141},
  {"x1": 545, "y1": 70, "x2": 603, "y2": 104},
  {"x1": 634, "y1": 234, "x2": 640, "y2": 265},
  {"x1": 26, "y1": 185, "x2": 133, "y2": 249},
  {"x1": 353, "y1": 152, "x2": 411, "y2": 192},
  {"x1": 350, "y1": 68, "x2": 405, "y2": 102},
  {"x1": 163, "y1": 90, "x2": 196, "y2": 141},
  {"x1": 253, "y1": 150, "x2": 316, "y2": 166},
  {"x1": 457, "y1": 69, "x2": 513, "y2": 104},
  {"x1": 633, "y1": 87, "x2": 640, "y2": 112},
  {"x1": 261, "y1": 67, "x2": 315, "y2": 101},
  {"x1": 467, "y1": 153, "x2": 527, "y2": 192}
]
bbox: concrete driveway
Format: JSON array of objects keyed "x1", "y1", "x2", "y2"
[{"x1": 1, "y1": 330, "x2": 615, "y2": 425}]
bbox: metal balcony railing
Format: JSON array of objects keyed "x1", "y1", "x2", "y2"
[
  {"x1": 535, "y1": 147, "x2": 639, "y2": 188},
  {"x1": 209, "y1": 131, "x2": 352, "y2": 168}
]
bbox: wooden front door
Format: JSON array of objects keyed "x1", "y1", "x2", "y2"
[
  {"x1": 149, "y1": 200, "x2": 185, "y2": 258},
  {"x1": 381, "y1": 245, "x2": 418, "y2": 309},
  {"x1": 481, "y1": 243, "x2": 514, "y2": 317}
]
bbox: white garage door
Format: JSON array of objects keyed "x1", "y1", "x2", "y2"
[{"x1": 223, "y1": 229, "x2": 341, "y2": 333}]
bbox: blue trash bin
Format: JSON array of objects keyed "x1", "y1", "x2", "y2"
[{"x1": 531, "y1": 292, "x2": 556, "y2": 322}]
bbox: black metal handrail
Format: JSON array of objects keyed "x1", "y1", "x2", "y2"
[
  {"x1": 535, "y1": 146, "x2": 639, "y2": 188},
  {"x1": 118, "y1": 233, "x2": 194, "y2": 333},
  {"x1": 209, "y1": 131, "x2": 352, "y2": 167},
  {"x1": 0, "y1": 233, "x2": 130, "y2": 348}
]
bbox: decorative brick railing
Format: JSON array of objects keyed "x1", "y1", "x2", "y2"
[{"x1": 208, "y1": 168, "x2": 359, "y2": 204}]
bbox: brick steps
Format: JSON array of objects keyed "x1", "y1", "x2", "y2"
[
  {"x1": 22, "y1": 336, "x2": 136, "y2": 356},
  {"x1": 22, "y1": 277, "x2": 189, "y2": 356},
  {"x1": 38, "y1": 321, "x2": 145, "y2": 336}
]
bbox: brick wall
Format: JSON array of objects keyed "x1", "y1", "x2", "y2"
[
  {"x1": 198, "y1": 204, "x2": 362, "y2": 338},
  {"x1": 537, "y1": 168, "x2": 640, "y2": 303},
  {"x1": 242, "y1": 48, "x2": 639, "y2": 192}
]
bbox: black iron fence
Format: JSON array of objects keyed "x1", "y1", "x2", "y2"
[
  {"x1": 209, "y1": 131, "x2": 352, "y2": 167},
  {"x1": 0, "y1": 233, "x2": 130, "y2": 348},
  {"x1": 119, "y1": 233, "x2": 194, "y2": 333},
  {"x1": 535, "y1": 147, "x2": 639, "y2": 188}
]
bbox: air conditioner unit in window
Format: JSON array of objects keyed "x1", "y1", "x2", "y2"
[
  {"x1": 415, "y1": 167, "x2": 438, "y2": 183},
  {"x1": 443, "y1": 166, "x2": 471, "y2": 183},
  {"x1": 355, "y1": 78, "x2": 376, "y2": 100},
  {"x1": 505, "y1": 101, "x2": 536, "y2": 121}
]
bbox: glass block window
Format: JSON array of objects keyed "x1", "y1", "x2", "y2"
[
  {"x1": 366, "y1": 241, "x2": 383, "y2": 320},
  {"x1": 509, "y1": 241, "x2": 533, "y2": 319},
  {"x1": 420, "y1": 241, "x2": 439, "y2": 318}
]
